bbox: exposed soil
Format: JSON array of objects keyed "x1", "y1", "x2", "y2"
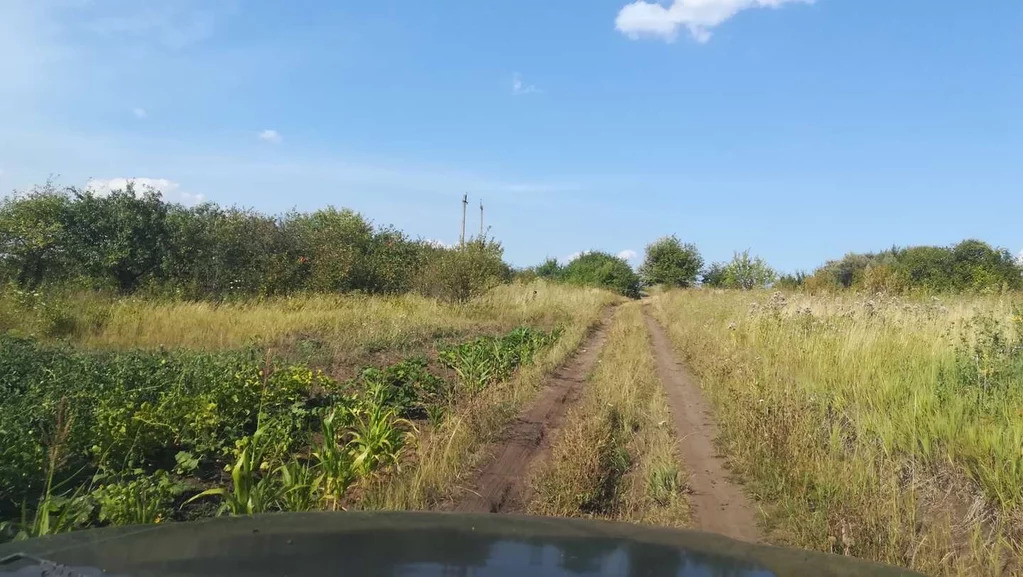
[
  {"x1": 451, "y1": 309, "x2": 614, "y2": 513},
  {"x1": 643, "y1": 309, "x2": 762, "y2": 544}
]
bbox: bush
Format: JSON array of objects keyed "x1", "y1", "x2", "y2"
[
  {"x1": 640, "y1": 236, "x2": 703, "y2": 288},
  {"x1": 806, "y1": 240, "x2": 1022, "y2": 294},
  {"x1": 0, "y1": 183, "x2": 512, "y2": 300},
  {"x1": 561, "y1": 252, "x2": 640, "y2": 298},
  {"x1": 715, "y1": 250, "x2": 777, "y2": 290},
  {"x1": 416, "y1": 239, "x2": 510, "y2": 303}
]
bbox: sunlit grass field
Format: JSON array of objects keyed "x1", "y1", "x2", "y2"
[
  {"x1": 650, "y1": 290, "x2": 1023, "y2": 576},
  {"x1": 0, "y1": 281, "x2": 616, "y2": 372}
]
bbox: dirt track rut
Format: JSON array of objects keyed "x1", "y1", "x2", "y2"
[
  {"x1": 643, "y1": 308, "x2": 761, "y2": 543},
  {"x1": 452, "y1": 309, "x2": 613, "y2": 513}
]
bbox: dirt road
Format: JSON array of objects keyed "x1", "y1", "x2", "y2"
[
  {"x1": 452, "y1": 310, "x2": 613, "y2": 513},
  {"x1": 643, "y1": 309, "x2": 762, "y2": 543}
]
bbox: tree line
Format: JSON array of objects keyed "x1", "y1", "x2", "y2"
[
  {"x1": 530, "y1": 236, "x2": 1022, "y2": 296},
  {"x1": 3, "y1": 182, "x2": 1018, "y2": 300},
  {"x1": 0, "y1": 183, "x2": 508, "y2": 302}
]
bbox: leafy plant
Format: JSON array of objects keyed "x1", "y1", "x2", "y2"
[
  {"x1": 92, "y1": 469, "x2": 185, "y2": 525},
  {"x1": 184, "y1": 429, "x2": 283, "y2": 516}
]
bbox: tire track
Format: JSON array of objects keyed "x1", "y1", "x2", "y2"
[
  {"x1": 452, "y1": 309, "x2": 614, "y2": 513},
  {"x1": 643, "y1": 307, "x2": 761, "y2": 543}
]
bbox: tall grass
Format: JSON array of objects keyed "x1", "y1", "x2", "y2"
[
  {"x1": 649, "y1": 290, "x2": 1023, "y2": 576},
  {"x1": 0, "y1": 280, "x2": 602, "y2": 355},
  {"x1": 528, "y1": 303, "x2": 690, "y2": 527}
]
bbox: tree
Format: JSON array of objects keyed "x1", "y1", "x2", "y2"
[
  {"x1": 639, "y1": 236, "x2": 703, "y2": 288},
  {"x1": 562, "y1": 252, "x2": 641, "y2": 298},
  {"x1": 702, "y1": 263, "x2": 727, "y2": 288},
  {"x1": 534, "y1": 258, "x2": 562, "y2": 279},
  {"x1": 66, "y1": 184, "x2": 170, "y2": 292},
  {"x1": 720, "y1": 250, "x2": 776, "y2": 290},
  {"x1": 0, "y1": 185, "x2": 72, "y2": 289}
]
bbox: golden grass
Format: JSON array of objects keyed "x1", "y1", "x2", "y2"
[
  {"x1": 360, "y1": 283, "x2": 622, "y2": 510},
  {"x1": 528, "y1": 302, "x2": 691, "y2": 527},
  {"x1": 2, "y1": 281, "x2": 610, "y2": 353},
  {"x1": 649, "y1": 289, "x2": 1023, "y2": 576}
]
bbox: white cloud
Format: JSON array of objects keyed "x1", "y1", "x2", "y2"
[
  {"x1": 512, "y1": 73, "x2": 540, "y2": 95},
  {"x1": 132, "y1": 107, "x2": 147, "y2": 119},
  {"x1": 1017, "y1": 250, "x2": 1023, "y2": 265},
  {"x1": 85, "y1": 177, "x2": 205, "y2": 206},
  {"x1": 258, "y1": 129, "x2": 282, "y2": 143},
  {"x1": 615, "y1": 0, "x2": 814, "y2": 43},
  {"x1": 564, "y1": 251, "x2": 586, "y2": 263},
  {"x1": 425, "y1": 239, "x2": 452, "y2": 249},
  {"x1": 618, "y1": 249, "x2": 639, "y2": 261}
]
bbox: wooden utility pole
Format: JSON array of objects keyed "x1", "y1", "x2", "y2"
[
  {"x1": 479, "y1": 200, "x2": 484, "y2": 237},
  {"x1": 460, "y1": 193, "x2": 468, "y2": 246}
]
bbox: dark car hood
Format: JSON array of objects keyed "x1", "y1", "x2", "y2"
[{"x1": 0, "y1": 512, "x2": 923, "y2": 577}]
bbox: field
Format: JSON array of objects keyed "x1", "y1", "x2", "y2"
[
  {"x1": 648, "y1": 291, "x2": 1023, "y2": 576},
  {"x1": 3, "y1": 283, "x2": 1022, "y2": 576},
  {"x1": 0, "y1": 282, "x2": 619, "y2": 537}
]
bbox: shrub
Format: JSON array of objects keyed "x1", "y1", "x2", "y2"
[
  {"x1": 639, "y1": 236, "x2": 703, "y2": 288},
  {"x1": 719, "y1": 250, "x2": 777, "y2": 290},
  {"x1": 561, "y1": 252, "x2": 640, "y2": 298},
  {"x1": 416, "y1": 238, "x2": 510, "y2": 303}
]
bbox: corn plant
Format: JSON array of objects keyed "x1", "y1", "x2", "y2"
[
  {"x1": 277, "y1": 458, "x2": 322, "y2": 512},
  {"x1": 349, "y1": 401, "x2": 411, "y2": 477},
  {"x1": 439, "y1": 327, "x2": 563, "y2": 396},
  {"x1": 185, "y1": 429, "x2": 282, "y2": 516},
  {"x1": 313, "y1": 408, "x2": 358, "y2": 509}
]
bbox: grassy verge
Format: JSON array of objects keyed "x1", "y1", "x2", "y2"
[
  {"x1": 649, "y1": 290, "x2": 1023, "y2": 576},
  {"x1": 527, "y1": 302, "x2": 690, "y2": 527},
  {"x1": 364, "y1": 286, "x2": 621, "y2": 510}
]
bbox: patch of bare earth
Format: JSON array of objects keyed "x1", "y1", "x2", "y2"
[
  {"x1": 643, "y1": 308, "x2": 762, "y2": 544},
  {"x1": 451, "y1": 310, "x2": 614, "y2": 513}
]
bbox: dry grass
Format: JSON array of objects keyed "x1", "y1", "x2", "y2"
[
  {"x1": 649, "y1": 289, "x2": 1023, "y2": 576},
  {"x1": 528, "y1": 302, "x2": 691, "y2": 527},
  {"x1": 0, "y1": 281, "x2": 616, "y2": 376}
]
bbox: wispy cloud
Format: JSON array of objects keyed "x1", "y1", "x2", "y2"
[
  {"x1": 132, "y1": 107, "x2": 147, "y2": 119},
  {"x1": 618, "y1": 249, "x2": 639, "y2": 261},
  {"x1": 512, "y1": 72, "x2": 541, "y2": 95},
  {"x1": 615, "y1": 0, "x2": 814, "y2": 43},
  {"x1": 258, "y1": 129, "x2": 282, "y2": 144},
  {"x1": 85, "y1": 177, "x2": 206, "y2": 206}
]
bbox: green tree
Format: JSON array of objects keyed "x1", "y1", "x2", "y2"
[
  {"x1": 67, "y1": 185, "x2": 170, "y2": 292},
  {"x1": 701, "y1": 262, "x2": 727, "y2": 288},
  {"x1": 534, "y1": 258, "x2": 563, "y2": 279},
  {"x1": 0, "y1": 185, "x2": 72, "y2": 289},
  {"x1": 720, "y1": 250, "x2": 776, "y2": 290},
  {"x1": 639, "y1": 236, "x2": 703, "y2": 288},
  {"x1": 562, "y1": 252, "x2": 640, "y2": 298}
]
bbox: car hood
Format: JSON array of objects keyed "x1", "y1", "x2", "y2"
[{"x1": 0, "y1": 512, "x2": 924, "y2": 577}]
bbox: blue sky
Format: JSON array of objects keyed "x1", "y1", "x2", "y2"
[{"x1": 1, "y1": 0, "x2": 1021, "y2": 272}]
